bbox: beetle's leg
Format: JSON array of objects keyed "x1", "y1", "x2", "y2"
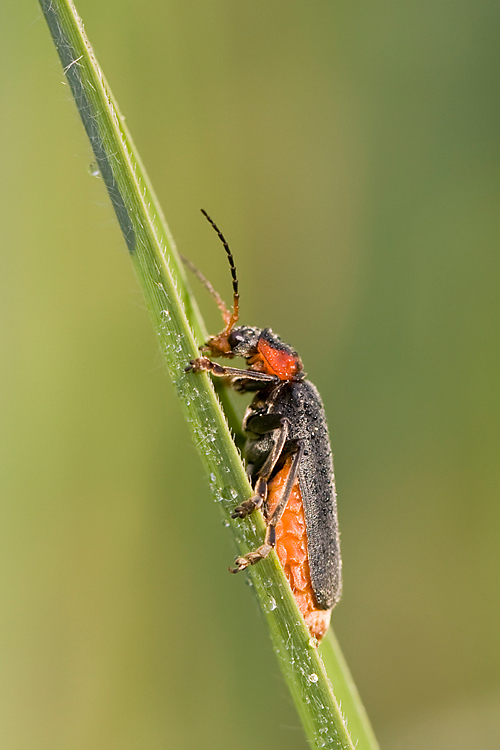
[
  {"x1": 231, "y1": 418, "x2": 289, "y2": 520},
  {"x1": 186, "y1": 356, "x2": 278, "y2": 385},
  {"x1": 230, "y1": 442, "x2": 304, "y2": 573}
]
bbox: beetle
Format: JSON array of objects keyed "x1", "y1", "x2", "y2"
[{"x1": 185, "y1": 210, "x2": 342, "y2": 641}]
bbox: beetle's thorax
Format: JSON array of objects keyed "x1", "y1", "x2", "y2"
[{"x1": 205, "y1": 326, "x2": 303, "y2": 381}]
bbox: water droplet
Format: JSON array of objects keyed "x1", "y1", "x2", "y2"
[
  {"x1": 209, "y1": 473, "x2": 216, "y2": 483},
  {"x1": 222, "y1": 519, "x2": 230, "y2": 527},
  {"x1": 229, "y1": 488, "x2": 238, "y2": 499},
  {"x1": 161, "y1": 309, "x2": 171, "y2": 320},
  {"x1": 263, "y1": 596, "x2": 277, "y2": 612},
  {"x1": 245, "y1": 577, "x2": 253, "y2": 587},
  {"x1": 88, "y1": 161, "x2": 100, "y2": 178},
  {"x1": 308, "y1": 636, "x2": 319, "y2": 649},
  {"x1": 308, "y1": 673, "x2": 318, "y2": 683}
]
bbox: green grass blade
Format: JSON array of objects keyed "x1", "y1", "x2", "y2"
[
  {"x1": 321, "y1": 630, "x2": 380, "y2": 749},
  {"x1": 38, "y1": 2, "x2": 378, "y2": 748}
]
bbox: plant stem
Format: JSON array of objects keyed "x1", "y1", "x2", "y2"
[{"x1": 38, "y1": 2, "x2": 378, "y2": 748}]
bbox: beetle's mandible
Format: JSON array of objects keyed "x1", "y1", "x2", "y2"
[{"x1": 185, "y1": 210, "x2": 342, "y2": 641}]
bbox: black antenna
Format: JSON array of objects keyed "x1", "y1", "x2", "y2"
[{"x1": 200, "y1": 209, "x2": 240, "y2": 331}]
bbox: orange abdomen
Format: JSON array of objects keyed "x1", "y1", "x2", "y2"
[{"x1": 266, "y1": 458, "x2": 332, "y2": 641}]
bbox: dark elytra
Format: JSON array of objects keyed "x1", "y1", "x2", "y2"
[{"x1": 244, "y1": 376, "x2": 342, "y2": 609}]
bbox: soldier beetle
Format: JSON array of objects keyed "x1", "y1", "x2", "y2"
[{"x1": 185, "y1": 210, "x2": 341, "y2": 641}]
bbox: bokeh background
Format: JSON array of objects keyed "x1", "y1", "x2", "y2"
[{"x1": 2, "y1": 2, "x2": 500, "y2": 748}]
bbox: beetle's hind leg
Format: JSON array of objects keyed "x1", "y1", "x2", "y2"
[
  {"x1": 231, "y1": 418, "x2": 289, "y2": 520},
  {"x1": 230, "y1": 443, "x2": 304, "y2": 573}
]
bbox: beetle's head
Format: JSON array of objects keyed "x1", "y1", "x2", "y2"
[
  {"x1": 184, "y1": 211, "x2": 302, "y2": 381},
  {"x1": 206, "y1": 325, "x2": 261, "y2": 358},
  {"x1": 207, "y1": 326, "x2": 303, "y2": 382}
]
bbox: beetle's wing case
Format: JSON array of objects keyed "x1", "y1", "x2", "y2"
[
  {"x1": 296, "y1": 381, "x2": 341, "y2": 608},
  {"x1": 264, "y1": 380, "x2": 341, "y2": 610}
]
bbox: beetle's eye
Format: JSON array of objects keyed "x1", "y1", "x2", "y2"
[{"x1": 228, "y1": 329, "x2": 245, "y2": 349}]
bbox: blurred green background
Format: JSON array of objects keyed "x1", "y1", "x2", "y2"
[{"x1": 2, "y1": 2, "x2": 500, "y2": 748}]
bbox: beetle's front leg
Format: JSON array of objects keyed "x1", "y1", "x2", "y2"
[
  {"x1": 186, "y1": 356, "x2": 278, "y2": 384},
  {"x1": 186, "y1": 356, "x2": 230, "y2": 376}
]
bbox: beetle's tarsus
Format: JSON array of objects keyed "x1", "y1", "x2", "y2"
[
  {"x1": 229, "y1": 544, "x2": 273, "y2": 573},
  {"x1": 186, "y1": 356, "x2": 211, "y2": 373},
  {"x1": 229, "y1": 558, "x2": 249, "y2": 574},
  {"x1": 231, "y1": 494, "x2": 262, "y2": 519}
]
